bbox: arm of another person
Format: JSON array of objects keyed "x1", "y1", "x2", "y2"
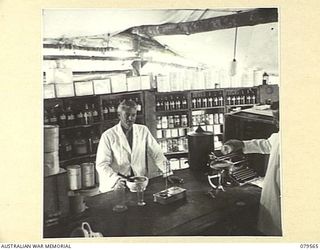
[
  {"x1": 95, "y1": 133, "x2": 121, "y2": 192},
  {"x1": 145, "y1": 129, "x2": 173, "y2": 177},
  {"x1": 242, "y1": 138, "x2": 273, "y2": 154}
]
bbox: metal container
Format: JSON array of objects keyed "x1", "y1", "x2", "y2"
[
  {"x1": 67, "y1": 165, "x2": 82, "y2": 190},
  {"x1": 44, "y1": 125, "x2": 59, "y2": 153},
  {"x1": 81, "y1": 162, "x2": 95, "y2": 188},
  {"x1": 187, "y1": 126, "x2": 214, "y2": 171},
  {"x1": 44, "y1": 151, "x2": 59, "y2": 177}
]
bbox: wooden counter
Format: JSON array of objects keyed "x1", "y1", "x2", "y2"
[{"x1": 44, "y1": 169, "x2": 261, "y2": 237}]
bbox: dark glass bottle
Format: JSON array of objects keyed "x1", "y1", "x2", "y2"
[
  {"x1": 58, "y1": 106, "x2": 67, "y2": 127},
  {"x1": 84, "y1": 103, "x2": 93, "y2": 125},
  {"x1": 44, "y1": 109, "x2": 49, "y2": 125},
  {"x1": 91, "y1": 103, "x2": 99, "y2": 123},
  {"x1": 66, "y1": 106, "x2": 75, "y2": 127},
  {"x1": 49, "y1": 108, "x2": 58, "y2": 125},
  {"x1": 59, "y1": 134, "x2": 73, "y2": 160},
  {"x1": 88, "y1": 130, "x2": 100, "y2": 154}
]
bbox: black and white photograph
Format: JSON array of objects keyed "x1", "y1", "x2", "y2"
[{"x1": 42, "y1": 8, "x2": 281, "y2": 238}]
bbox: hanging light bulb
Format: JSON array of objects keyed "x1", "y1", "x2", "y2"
[{"x1": 230, "y1": 27, "x2": 238, "y2": 77}]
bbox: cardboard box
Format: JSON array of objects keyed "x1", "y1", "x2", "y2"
[
  {"x1": 93, "y1": 79, "x2": 111, "y2": 95},
  {"x1": 55, "y1": 83, "x2": 75, "y2": 98},
  {"x1": 110, "y1": 74, "x2": 127, "y2": 93},
  {"x1": 46, "y1": 68, "x2": 73, "y2": 84},
  {"x1": 43, "y1": 84, "x2": 56, "y2": 99},
  {"x1": 156, "y1": 75, "x2": 170, "y2": 92},
  {"x1": 74, "y1": 81, "x2": 94, "y2": 96},
  {"x1": 127, "y1": 76, "x2": 141, "y2": 91},
  {"x1": 140, "y1": 75, "x2": 152, "y2": 90}
]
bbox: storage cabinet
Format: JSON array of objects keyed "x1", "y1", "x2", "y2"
[{"x1": 44, "y1": 86, "x2": 266, "y2": 173}]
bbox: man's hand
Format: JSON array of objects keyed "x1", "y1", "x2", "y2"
[
  {"x1": 221, "y1": 139, "x2": 244, "y2": 155},
  {"x1": 114, "y1": 178, "x2": 126, "y2": 190}
]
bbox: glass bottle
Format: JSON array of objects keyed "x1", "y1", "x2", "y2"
[
  {"x1": 102, "y1": 101, "x2": 109, "y2": 120},
  {"x1": 175, "y1": 96, "x2": 181, "y2": 110},
  {"x1": 76, "y1": 109, "x2": 85, "y2": 125},
  {"x1": 88, "y1": 130, "x2": 100, "y2": 154},
  {"x1": 73, "y1": 131, "x2": 88, "y2": 155},
  {"x1": 174, "y1": 115, "x2": 180, "y2": 128},
  {"x1": 181, "y1": 115, "x2": 188, "y2": 127},
  {"x1": 135, "y1": 97, "x2": 142, "y2": 113},
  {"x1": 213, "y1": 93, "x2": 219, "y2": 107},
  {"x1": 197, "y1": 95, "x2": 202, "y2": 108},
  {"x1": 164, "y1": 97, "x2": 170, "y2": 111},
  {"x1": 66, "y1": 106, "x2": 75, "y2": 127},
  {"x1": 182, "y1": 96, "x2": 187, "y2": 109},
  {"x1": 218, "y1": 92, "x2": 224, "y2": 106},
  {"x1": 202, "y1": 93, "x2": 208, "y2": 108},
  {"x1": 91, "y1": 103, "x2": 99, "y2": 123},
  {"x1": 161, "y1": 116, "x2": 168, "y2": 129},
  {"x1": 58, "y1": 106, "x2": 67, "y2": 127},
  {"x1": 109, "y1": 101, "x2": 116, "y2": 118},
  {"x1": 83, "y1": 103, "x2": 93, "y2": 125},
  {"x1": 156, "y1": 98, "x2": 161, "y2": 111},
  {"x1": 59, "y1": 134, "x2": 73, "y2": 160},
  {"x1": 159, "y1": 98, "x2": 164, "y2": 111},
  {"x1": 227, "y1": 95, "x2": 231, "y2": 105},
  {"x1": 44, "y1": 109, "x2": 49, "y2": 125},
  {"x1": 168, "y1": 115, "x2": 174, "y2": 129},
  {"x1": 208, "y1": 92, "x2": 213, "y2": 107},
  {"x1": 49, "y1": 108, "x2": 58, "y2": 125},
  {"x1": 156, "y1": 116, "x2": 162, "y2": 129},
  {"x1": 169, "y1": 96, "x2": 175, "y2": 110},
  {"x1": 192, "y1": 96, "x2": 197, "y2": 109}
]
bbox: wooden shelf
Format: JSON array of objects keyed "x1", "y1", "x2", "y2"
[
  {"x1": 164, "y1": 151, "x2": 188, "y2": 156},
  {"x1": 155, "y1": 109, "x2": 189, "y2": 114},
  {"x1": 157, "y1": 136, "x2": 187, "y2": 140},
  {"x1": 191, "y1": 106, "x2": 224, "y2": 111},
  {"x1": 59, "y1": 154, "x2": 96, "y2": 164},
  {"x1": 59, "y1": 121, "x2": 103, "y2": 131},
  {"x1": 226, "y1": 104, "x2": 254, "y2": 107}
]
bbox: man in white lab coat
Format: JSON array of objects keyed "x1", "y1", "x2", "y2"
[
  {"x1": 96, "y1": 100, "x2": 175, "y2": 193},
  {"x1": 221, "y1": 102, "x2": 281, "y2": 236}
]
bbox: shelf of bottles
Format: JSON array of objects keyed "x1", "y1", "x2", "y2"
[
  {"x1": 190, "y1": 90, "x2": 225, "y2": 150},
  {"x1": 155, "y1": 92, "x2": 189, "y2": 158},
  {"x1": 225, "y1": 87, "x2": 257, "y2": 113},
  {"x1": 44, "y1": 96, "x2": 103, "y2": 167},
  {"x1": 101, "y1": 92, "x2": 144, "y2": 126}
]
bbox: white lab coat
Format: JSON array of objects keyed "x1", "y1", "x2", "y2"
[
  {"x1": 96, "y1": 122, "x2": 169, "y2": 193},
  {"x1": 243, "y1": 133, "x2": 282, "y2": 235}
]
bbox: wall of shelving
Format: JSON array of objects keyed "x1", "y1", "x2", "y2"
[{"x1": 44, "y1": 86, "x2": 262, "y2": 177}]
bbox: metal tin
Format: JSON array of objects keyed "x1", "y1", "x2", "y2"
[
  {"x1": 44, "y1": 151, "x2": 59, "y2": 176},
  {"x1": 44, "y1": 125, "x2": 59, "y2": 153},
  {"x1": 67, "y1": 165, "x2": 82, "y2": 190},
  {"x1": 81, "y1": 162, "x2": 95, "y2": 188}
]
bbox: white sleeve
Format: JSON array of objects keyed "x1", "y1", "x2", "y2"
[
  {"x1": 145, "y1": 129, "x2": 172, "y2": 177},
  {"x1": 243, "y1": 137, "x2": 272, "y2": 154},
  {"x1": 95, "y1": 133, "x2": 120, "y2": 192}
]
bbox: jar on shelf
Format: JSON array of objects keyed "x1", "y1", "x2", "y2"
[
  {"x1": 174, "y1": 115, "x2": 180, "y2": 128},
  {"x1": 59, "y1": 134, "x2": 73, "y2": 160},
  {"x1": 88, "y1": 130, "x2": 100, "y2": 154},
  {"x1": 156, "y1": 116, "x2": 162, "y2": 129},
  {"x1": 66, "y1": 106, "x2": 75, "y2": 127},
  {"x1": 181, "y1": 115, "x2": 188, "y2": 127},
  {"x1": 168, "y1": 116, "x2": 174, "y2": 129},
  {"x1": 161, "y1": 116, "x2": 168, "y2": 129},
  {"x1": 73, "y1": 131, "x2": 88, "y2": 156}
]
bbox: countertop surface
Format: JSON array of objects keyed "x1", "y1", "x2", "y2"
[{"x1": 51, "y1": 168, "x2": 262, "y2": 237}]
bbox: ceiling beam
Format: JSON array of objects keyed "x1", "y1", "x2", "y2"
[{"x1": 129, "y1": 8, "x2": 278, "y2": 37}]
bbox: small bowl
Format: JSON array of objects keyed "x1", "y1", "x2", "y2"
[{"x1": 126, "y1": 176, "x2": 149, "y2": 192}]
